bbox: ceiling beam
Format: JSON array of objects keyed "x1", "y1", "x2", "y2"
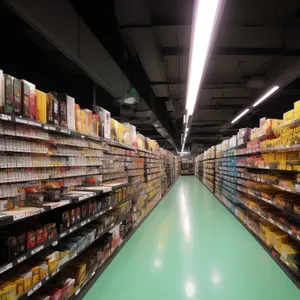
[{"x1": 161, "y1": 47, "x2": 300, "y2": 57}]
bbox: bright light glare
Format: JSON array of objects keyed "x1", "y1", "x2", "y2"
[
  {"x1": 231, "y1": 108, "x2": 250, "y2": 124},
  {"x1": 185, "y1": 281, "x2": 196, "y2": 297},
  {"x1": 211, "y1": 271, "x2": 221, "y2": 285},
  {"x1": 153, "y1": 259, "x2": 162, "y2": 268},
  {"x1": 185, "y1": 0, "x2": 221, "y2": 115},
  {"x1": 252, "y1": 86, "x2": 279, "y2": 107}
]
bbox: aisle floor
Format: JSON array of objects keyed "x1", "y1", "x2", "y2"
[{"x1": 84, "y1": 177, "x2": 299, "y2": 300}]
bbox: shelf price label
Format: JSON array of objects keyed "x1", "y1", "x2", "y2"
[
  {"x1": 31, "y1": 245, "x2": 44, "y2": 255},
  {"x1": 79, "y1": 194, "x2": 89, "y2": 201},
  {"x1": 17, "y1": 255, "x2": 27, "y2": 264},
  {"x1": 60, "y1": 232, "x2": 67, "y2": 238},
  {"x1": 0, "y1": 263, "x2": 12, "y2": 274},
  {"x1": 81, "y1": 220, "x2": 87, "y2": 227}
]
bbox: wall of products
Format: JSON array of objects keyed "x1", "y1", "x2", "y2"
[
  {"x1": 180, "y1": 157, "x2": 194, "y2": 175},
  {"x1": 195, "y1": 99, "x2": 300, "y2": 286},
  {"x1": 0, "y1": 69, "x2": 179, "y2": 299}
]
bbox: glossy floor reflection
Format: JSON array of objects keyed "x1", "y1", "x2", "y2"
[{"x1": 84, "y1": 177, "x2": 299, "y2": 300}]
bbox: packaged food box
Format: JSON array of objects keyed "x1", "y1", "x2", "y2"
[
  {"x1": 35, "y1": 89, "x2": 47, "y2": 123},
  {"x1": 46, "y1": 93, "x2": 54, "y2": 124},
  {"x1": 99, "y1": 107, "x2": 110, "y2": 139},
  {"x1": 0, "y1": 282, "x2": 16, "y2": 299},
  {"x1": 0, "y1": 70, "x2": 4, "y2": 112},
  {"x1": 75, "y1": 104, "x2": 82, "y2": 132},
  {"x1": 13, "y1": 78, "x2": 21, "y2": 115},
  {"x1": 110, "y1": 118, "x2": 118, "y2": 142},
  {"x1": 58, "y1": 93, "x2": 68, "y2": 128},
  {"x1": 21, "y1": 80, "x2": 31, "y2": 118},
  {"x1": 28, "y1": 83, "x2": 36, "y2": 120},
  {"x1": 4, "y1": 74, "x2": 14, "y2": 115},
  {"x1": 67, "y1": 96, "x2": 76, "y2": 130},
  {"x1": 83, "y1": 109, "x2": 92, "y2": 134}
]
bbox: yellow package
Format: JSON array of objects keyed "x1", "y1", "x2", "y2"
[
  {"x1": 294, "y1": 110, "x2": 300, "y2": 121},
  {"x1": 294, "y1": 100, "x2": 300, "y2": 112},
  {"x1": 117, "y1": 123, "x2": 126, "y2": 144},
  {"x1": 31, "y1": 266, "x2": 40, "y2": 285},
  {"x1": 110, "y1": 118, "x2": 119, "y2": 141},
  {"x1": 10, "y1": 277, "x2": 24, "y2": 297},
  {"x1": 39, "y1": 262, "x2": 49, "y2": 279},
  {"x1": 0, "y1": 283, "x2": 16, "y2": 300},
  {"x1": 19, "y1": 270, "x2": 33, "y2": 292},
  {"x1": 35, "y1": 89, "x2": 47, "y2": 123},
  {"x1": 46, "y1": 251, "x2": 59, "y2": 273}
]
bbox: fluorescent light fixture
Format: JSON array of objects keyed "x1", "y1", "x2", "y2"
[
  {"x1": 185, "y1": 0, "x2": 221, "y2": 116},
  {"x1": 252, "y1": 86, "x2": 279, "y2": 107},
  {"x1": 231, "y1": 108, "x2": 250, "y2": 124}
]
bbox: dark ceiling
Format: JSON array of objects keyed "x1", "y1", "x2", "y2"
[{"x1": 2, "y1": 0, "x2": 300, "y2": 153}]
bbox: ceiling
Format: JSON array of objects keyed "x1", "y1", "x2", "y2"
[
  {"x1": 4, "y1": 0, "x2": 300, "y2": 153},
  {"x1": 71, "y1": 0, "x2": 300, "y2": 152}
]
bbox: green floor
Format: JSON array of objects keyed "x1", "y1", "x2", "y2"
[{"x1": 84, "y1": 177, "x2": 299, "y2": 300}]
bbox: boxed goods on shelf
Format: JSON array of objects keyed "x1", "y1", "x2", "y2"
[{"x1": 0, "y1": 70, "x2": 4, "y2": 113}]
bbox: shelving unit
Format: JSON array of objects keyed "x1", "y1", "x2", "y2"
[
  {"x1": 0, "y1": 102, "x2": 179, "y2": 298},
  {"x1": 195, "y1": 109, "x2": 300, "y2": 288},
  {"x1": 180, "y1": 157, "x2": 194, "y2": 175}
]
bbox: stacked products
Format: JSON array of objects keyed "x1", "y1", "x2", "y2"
[
  {"x1": 0, "y1": 69, "x2": 179, "y2": 299},
  {"x1": 194, "y1": 99, "x2": 300, "y2": 285}
]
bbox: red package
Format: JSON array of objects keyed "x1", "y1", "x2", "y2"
[{"x1": 26, "y1": 231, "x2": 36, "y2": 249}]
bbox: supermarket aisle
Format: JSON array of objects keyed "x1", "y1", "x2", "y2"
[{"x1": 84, "y1": 177, "x2": 299, "y2": 300}]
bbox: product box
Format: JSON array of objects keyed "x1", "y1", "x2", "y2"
[
  {"x1": 99, "y1": 107, "x2": 111, "y2": 139},
  {"x1": 283, "y1": 110, "x2": 294, "y2": 124},
  {"x1": 75, "y1": 104, "x2": 82, "y2": 132},
  {"x1": 67, "y1": 95, "x2": 76, "y2": 130},
  {"x1": 35, "y1": 89, "x2": 47, "y2": 123},
  {"x1": 4, "y1": 74, "x2": 14, "y2": 114},
  {"x1": 13, "y1": 78, "x2": 21, "y2": 115},
  {"x1": 80, "y1": 110, "x2": 87, "y2": 133},
  {"x1": 28, "y1": 83, "x2": 36, "y2": 120},
  {"x1": 294, "y1": 100, "x2": 300, "y2": 112},
  {"x1": 110, "y1": 118, "x2": 118, "y2": 141},
  {"x1": 83, "y1": 109, "x2": 92, "y2": 134},
  {"x1": 46, "y1": 93, "x2": 54, "y2": 124},
  {"x1": 58, "y1": 93, "x2": 68, "y2": 127},
  {"x1": 117, "y1": 122, "x2": 127, "y2": 144},
  {"x1": 0, "y1": 70, "x2": 5, "y2": 112},
  {"x1": 21, "y1": 80, "x2": 30, "y2": 118}
]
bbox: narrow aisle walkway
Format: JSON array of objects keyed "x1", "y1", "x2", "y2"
[{"x1": 84, "y1": 177, "x2": 299, "y2": 300}]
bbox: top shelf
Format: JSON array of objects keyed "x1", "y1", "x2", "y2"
[{"x1": 0, "y1": 114, "x2": 161, "y2": 156}]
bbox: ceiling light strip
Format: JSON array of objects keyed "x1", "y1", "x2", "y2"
[
  {"x1": 252, "y1": 86, "x2": 279, "y2": 107},
  {"x1": 231, "y1": 108, "x2": 250, "y2": 124},
  {"x1": 185, "y1": 0, "x2": 221, "y2": 116}
]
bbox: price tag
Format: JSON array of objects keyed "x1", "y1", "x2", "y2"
[
  {"x1": 17, "y1": 255, "x2": 27, "y2": 264},
  {"x1": 81, "y1": 135, "x2": 85, "y2": 139},
  {"x1": 52, "y1": 241, "x2": 58, "y2": 246},
  {"x1": 79, "y1": 194, "x2": 89, "y2": 201},
  {"x1": 31, "y1": 245, "x2": 44, "y2": 255},
  {"x1": 60, "y1": 232, "x2": 66, "y2": 238},
  {"x1": 92, "y1": 271, "x2": 96, "y2": 276},
  {"x1": 297, "y1": 235, "x2": 300, "y2": 240},
  {"x1": 288, "y1": 230, "x2": 292, "y2": 235},
  {"x1": 95, "y1": 213, "x2": 100, "y2": 218},
  {"x1": 44, "y1": 125, "x2": 56, "y2": 131},
  {"x1": 109, "y1": 206, "x2": 112, "y2": 210},
  {"x1": 13, "y1": 213, "x2": 26, "y2": 221},
  {"x1": 15, "y1": 117, "x2": 29, "y2": 125},
  {"x1": 87, "y1": 218, "x2": 91, "y2": 223},
  {"x1": 61, "y1": 128, "x2": 70, "y2": 134},
  {"x1": 81, "y1": 220, "x2": 87, "y2": 227},
  {"x1": 75, "y1": 288, "x2": 81, "y2": 296},
  {"x1": 45, "y1": 276, "x2": 49, "y2": 281},
  {"x1": 0, "y1": 263, "x2": 12, "y2": 274}
]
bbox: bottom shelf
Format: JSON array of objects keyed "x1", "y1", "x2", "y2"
[
  {"x1": 70, "y1": 177, "x2": 178, "y2": 299},
  {"x1": 198, "y1": 178, "x2": 300, "y2": 289}
]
